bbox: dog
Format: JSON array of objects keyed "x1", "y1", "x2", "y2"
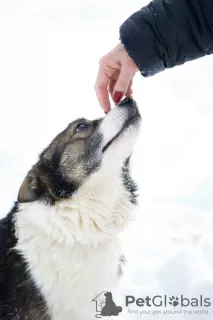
[
  {"x1": 0, "y1": 97, "x2": 141, "y2": 320},
  {"x1": 101, "y1": 291, "x2": 122, "y2": 316}
]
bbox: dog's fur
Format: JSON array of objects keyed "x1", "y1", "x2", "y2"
[{"x1": 0, "y1": 98, "x2": 141, "y2": 320}]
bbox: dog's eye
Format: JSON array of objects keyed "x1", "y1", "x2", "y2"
[{"x1": 75, "y1": 123, "x2": 88, "y2": 133}]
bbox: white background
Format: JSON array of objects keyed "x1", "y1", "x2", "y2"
[{"x1": 1, "y1": 1, "x2": 213, "y2": 319}]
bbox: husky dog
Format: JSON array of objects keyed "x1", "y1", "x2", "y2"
[{"x1": 0, "y1": 97, "x2": 141, "y2": 320}]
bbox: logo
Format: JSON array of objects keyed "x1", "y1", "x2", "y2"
[
  {"x1": 92, "y1": 293, "x2": 211, "y2": 318},
  {"x1": 169, "y1": 296, "x2": 179, "y2": 307},
  {"x1": 125, "y1": 295, "x2": 211, "y2": 308},
  {"x1": 92, "y1": 291, "x2": 122, "y2": 318}
]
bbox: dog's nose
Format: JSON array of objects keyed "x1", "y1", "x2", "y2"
[{"x1": 118, "y1": 97, "x2": 136, "y2": 107}]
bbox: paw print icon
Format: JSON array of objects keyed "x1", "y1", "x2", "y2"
[{"x1": 169, "y1": 296, "x2": 179, "y2": 307}]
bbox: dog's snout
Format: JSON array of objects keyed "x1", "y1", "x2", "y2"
[{"x1": 118, "y1": 97, "x2": 135, "y2": 107}]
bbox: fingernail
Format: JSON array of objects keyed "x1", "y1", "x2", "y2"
[
  {"x1": 113, "y1": 91, "x2": 122, "y2": 104},
  {"x1": 104, "y1": 108, "x2": 110, "y2": 114}
]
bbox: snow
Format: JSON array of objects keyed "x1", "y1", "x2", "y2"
[{"x1": 0, "y1": 0, "x2": 213, "y2": 319}]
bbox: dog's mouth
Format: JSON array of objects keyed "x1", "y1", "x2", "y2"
[
  {"x1": 102, "y1": 130, "x2": 121, "y2": 153},
  {"x1": 102, "y1": 117, "x2": 138, "y2": 153}
]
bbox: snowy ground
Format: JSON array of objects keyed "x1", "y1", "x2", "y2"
[{"x1": 1, "y1": 0, "x2": 213, "y2": 319}]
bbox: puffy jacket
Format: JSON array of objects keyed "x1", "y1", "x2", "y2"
[{"x1": 120, "y1": 0, "x2": 213, "y2": 77}]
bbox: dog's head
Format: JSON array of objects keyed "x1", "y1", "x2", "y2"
[
  {"x1": 104, "y1": 292, "x2": 113, "y2": 300},
  {"x1": 18, "y1": 97, "x2": 141, "y2": 206}
]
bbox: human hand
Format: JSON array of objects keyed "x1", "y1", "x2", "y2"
[{"x1": 95, "y1": 43, "x2": 138, "y2": 113}]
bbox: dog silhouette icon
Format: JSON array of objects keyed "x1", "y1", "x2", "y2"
[{"x1": 101, "y1": 291, "x2": 122, "y2": 317}]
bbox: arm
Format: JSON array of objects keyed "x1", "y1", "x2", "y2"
[{"x1": 120, "y1": 0, "x2": 213, "y2": 77}]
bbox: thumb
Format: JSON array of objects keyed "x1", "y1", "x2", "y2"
[{"x1": 113, "y1": 65, "x2": 134, "y2": 104}]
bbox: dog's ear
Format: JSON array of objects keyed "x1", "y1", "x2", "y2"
[{"x1": 18, "y1": 169, "x2": 45, "y2": 203}]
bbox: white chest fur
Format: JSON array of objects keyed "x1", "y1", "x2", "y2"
[
  {"x1": 18, "y1": 231, "x2": 122, "y2": 319},
  {"x1": 15, "y1": 174, "x2": 134, "y2": 319}
]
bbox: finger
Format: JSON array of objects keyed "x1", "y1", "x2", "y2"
[
  {"x1": 125, "y1": 79, "x2": 133, "y2": 97},
  {"x1": 95, "y1": 68, "x2": 111, "y2": 113},
  {"x1": 109, "y1": 79, "x2": 116, "y2": 100},
  {"x1": 113, "y1": 65, "x2": 135, "y2": 104}
]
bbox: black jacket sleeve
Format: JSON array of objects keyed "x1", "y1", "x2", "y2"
[{"x1": 120, "y1": 0, "x2": 213, "y2": 77}]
